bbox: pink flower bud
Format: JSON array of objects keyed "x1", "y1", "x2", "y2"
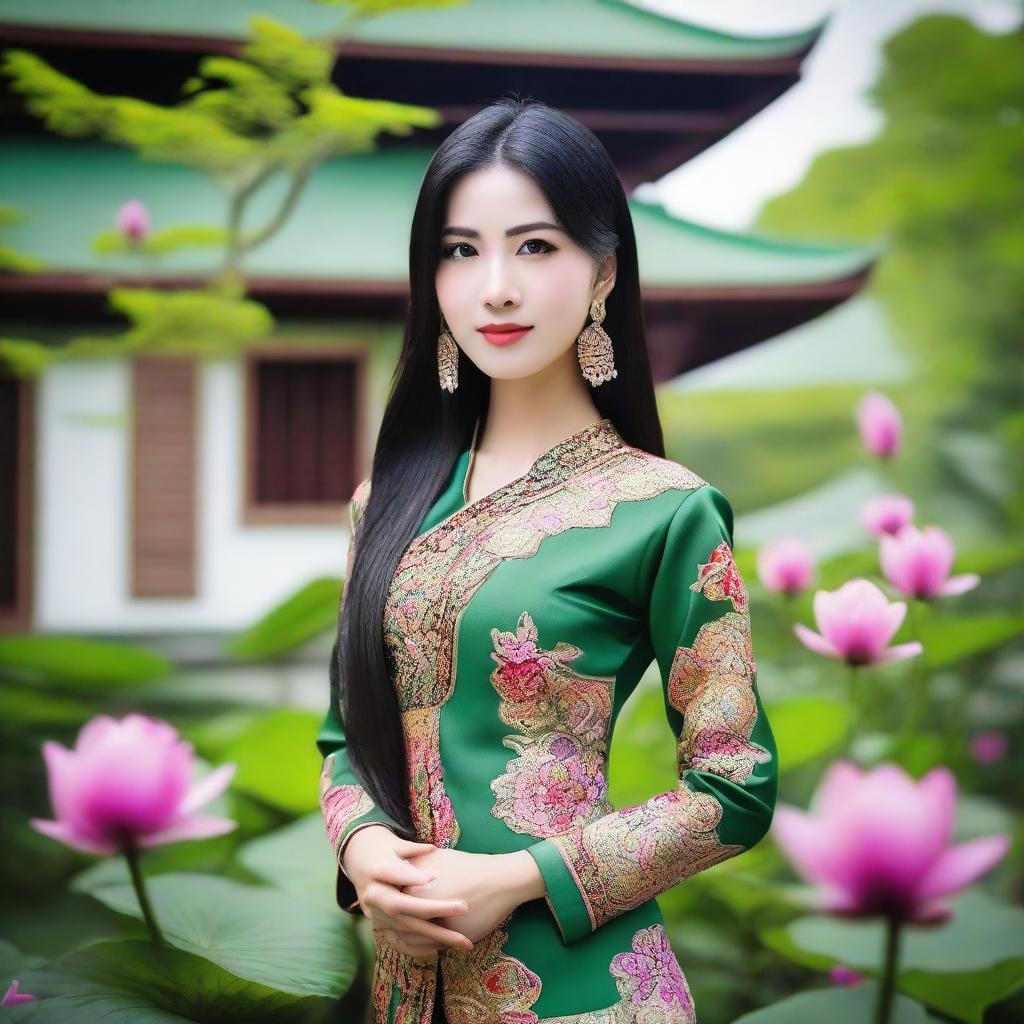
[
  {"x1": 860, "y1": 494, "x2": 915, "y2": 537},
  {"x1": 880, "y1": 524, "x2": 980, "y2": 600},
  {"x1": 773, "y1": 760, "x2": 1010, "y2": 925},
  {"x1": 793, "y1": 578, "x2": 923, "y2": 666},
  {"x1": 856, "y1": 390, "x2": 902, "y2": 458},
  {"x1": 756, "y1": 538, "x2": 815, "y2": 596},
  {"x1": 116, "y1": 198, "x2": 150, "y2": 242},
  {"x1": 31, "y1": 713, "x2": 237, "y2": 856},
  {"x1": 969, "y1": 731, "x2": 1009, "y2": 765},
  {"x1": 1, "y1": 980, "x2": 36, "y2": 1006}
]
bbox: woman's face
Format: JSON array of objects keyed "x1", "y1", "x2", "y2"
[{"x1": 435, "y1": 163, "x2": 615, "y2": 382}]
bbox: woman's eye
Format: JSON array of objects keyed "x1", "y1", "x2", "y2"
[{"x1": 441, "y1": 238, "x2": 555, "y2": 261}]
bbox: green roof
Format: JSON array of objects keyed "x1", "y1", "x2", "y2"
[
  {"x1": 0, "y1": 138, "x2": 881, "y2": 290},
  {"x1": 0, "y1": 0, "x2": 827, "y2": 61},
  {"x1": 667, "y1": 294, "x2": 912, "y2": 392}
]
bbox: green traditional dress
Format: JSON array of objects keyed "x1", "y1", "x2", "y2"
[{"x1": 316, "y1": 417, "x2": 778, "y2": 1024}]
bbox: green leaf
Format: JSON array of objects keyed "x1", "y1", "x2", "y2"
[
  {"x1": 919, "y1": 613, "x2": 1024, "y2": 668},
  {"x1": 5, "y1": 939, "x2": 334, "y2": 1022},
  {"x1": 763, "y1": 696, "x2": 849, "y2": 770},
  {"x1": 760, "y1": 891, "x2": 1024, "y2": 1022},
  {"x1": 0, "y1": 337, "x2": 56, "y2": 377},
  {"x1": 0, "y1": 684, "x2": 95, "y2": 725},
  {"x1": 226, "y1": 577, "x2": 342, "y2": 660},
  {"x1": 733, "y1": 981, "x2": 931, "y2": 1024},
  {"x1": 222, "y1": 709, "x2": 323, "y2": 812},
  {"x1": 87, "y1": 873, "x2": 357, "y2": 999},
  {"x1": 236, "y1": 814, "x2": 336, "y2": 902},
  {"x1": 0, "y1": 634, "x2": 170, "y2": 689}
]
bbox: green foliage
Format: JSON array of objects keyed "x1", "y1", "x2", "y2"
[
  {"x1": 760, "y1": 891, "x2": 1024, "y2": 1023},
  {"x1": 92, "y1": 224, "x2": 228, "y2": 257},
  {"x1": 917, "y1": 611, "x2": 1024, "y2": 669},
  {"x1": 0, "y1": 203, "x2": 48, "y2": 271},
  {"x1": 222, "y1": 709, "x2": 324, "y2": 813},
  {"x1": 0, "y1": 4, "x2": 447, "y2": 373},
  {"x1": 0, "y1": 337, "x2": 56, "y2": 377},
  {"x1": 765, "y1": 697, "x2": 849, "y2": 770},
  {"x1": 0, "y1": 634, "x2": 171, "y2": 690},
  {"x1": 757, "y1": 14, "x2": 1024, "y2": 524},
  {"x1": 65, "y1": 286, "x2": 274, "y2": 360},
  {"x1": 236, "y1": 814, "x2": 339, "y2": 903},
  {"x1": 733, "y1": 983, "x2": 931, "y2": 1024},
  {"x1": 227, "y1": 577, "x2": 344, "y2": 660},
  {"x1": 86, "y1": 872, "x2": 358, "y2": 999},
  {"x1": 7, "y1": 939, "x2": 335, "y2": 1022}
]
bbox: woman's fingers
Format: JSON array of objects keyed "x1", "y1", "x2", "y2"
[
  {"x1": 392, "y1": 912, "x2": 473, "y2": 951},
  {"x1": 385, "y1": 892, "x2": 469, "y2": 920},
  {"x1": 393, "y1": 839, "x2": 436, "y2": 853},
  {"x1": 375, "y1": 928, "x2": 441, "y2": 959},
  {"x1": 375, "y1": 858, "x2": 436, "y2": 889}
]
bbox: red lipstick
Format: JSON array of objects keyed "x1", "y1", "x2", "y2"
[{"x1": 478, "y1": 322, "x2": 533, "y2": 346}]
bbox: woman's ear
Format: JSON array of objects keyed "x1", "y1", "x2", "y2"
[{"x1": 594, "y1": 250, "x2": 616, "y2": 303}]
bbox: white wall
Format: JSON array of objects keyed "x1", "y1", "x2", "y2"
[{"x1": 35, "y1": 358, "x2": 351, "y2": 633}]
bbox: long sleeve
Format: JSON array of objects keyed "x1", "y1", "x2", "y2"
[
  {"x1": 316, "y1": 477, "x2": 403, "y2": 913},
  {"x1": 525, "y1": 483, "x2": 778, "y2": 944}
]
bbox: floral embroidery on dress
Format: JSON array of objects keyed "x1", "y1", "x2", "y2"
[
  {"x1": 318, "y1": 752, "x2": 374, "y2": 853},
  {"x1": 609, "y1": 924, "x2": 695, "y2": 1024},
  {"x1": 372, "y1": 940, "x2": 437, "y2": 1024},
  {"x1": 546, "y1": 538, "x2": 768, "y2": 936},
  {"x1": 536, "y1": 924, "x2": 695, "y2": 1023},
  {"x1": 489, "y1": 611, "x2": 614, "y2": 835},
  {"x1": 439, "y1": 912, "x2": 542, "y2": 1023},
  {"x1": 373, "y1": 421, "x2": 708, "y2": 1023},
  {"x1": 691, "y1": 540, "x2": 747, "y2": 613}
]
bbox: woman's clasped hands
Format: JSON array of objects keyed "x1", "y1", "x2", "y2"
[
  {"x1": 341, "y1": 825, "x2": 543, "y2": 963},
  {"x1": 341, "y1": 825, "x2": 472, "y2": 962}
]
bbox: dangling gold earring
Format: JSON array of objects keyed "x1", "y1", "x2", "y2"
[
  {"x1": 437, "y1": 315, "x2": 459, "y2": 392},
  {"x1": 576, "y1": 297, "x2": 617, "y2": 387}
]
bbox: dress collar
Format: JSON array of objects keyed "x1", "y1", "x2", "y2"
[{"x1": 461, "y1": 417, "x2": 624, "y2": 508}]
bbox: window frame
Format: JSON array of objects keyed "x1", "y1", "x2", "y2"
[{"x1": 242, "y1": 342, "x2": 368, "y2": 526}]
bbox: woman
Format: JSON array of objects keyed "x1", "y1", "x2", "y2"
[{"x1": 316, "y1": 96, "x2": 778, "y2": 1024}]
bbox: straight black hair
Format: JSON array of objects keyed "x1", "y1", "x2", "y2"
[{"x1": 330, "y1": 94, "x2": 666, "y2": 838}]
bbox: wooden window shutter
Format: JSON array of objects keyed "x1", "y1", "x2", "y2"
[
  {"x1": 252, "y1": 358, "x2": 357, "y2": 506},
  {"x1": 131, "y1": 355, "x2": 197, "y2": 597},
  {"x1": 0, "y1": 374, "x2": 34, "y2": 630}
]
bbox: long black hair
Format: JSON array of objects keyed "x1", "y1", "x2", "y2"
[{"x1": 330, "y1": 94, "x2": 666, "y2": 837}]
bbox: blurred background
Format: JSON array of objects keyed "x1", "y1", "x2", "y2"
[{"x1": 0, "y1": 1, "x2": 1021, "y2": 1022}]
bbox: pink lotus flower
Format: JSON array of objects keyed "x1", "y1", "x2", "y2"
[
  {"x1": 969, "y1": 731, "x2": 1009, "y2": 765},
  {"x1": 856, "y1": 390, "x2": 902, "y2": 458},
  {"x1": 116, "y1": 198, "x2": 150, "y2": 242},
  {"x1": 31, "y1": 713, "x2": 237, "y2": 856},
  {"x1": 880, "y1": 524, "x2": 980, "y2": 600},
  {"x1": 2, "y1": 980, "x2": 36, "y2": 1006},
  {"x1": 773, "y1": 760, "x2": 1011, "y2": 924},
  {"x1": 793, "y1": 578, "x2": 923, "y2": 666},
  {"x1": 829, "y1": 965, "x2": 864, "y2": 986},
  {"x1": 860, "y1": 494, "x2": 915, "y2": 537},
  {"x1": 756, "y1": 538, "x2": 815, "y2": 596}
]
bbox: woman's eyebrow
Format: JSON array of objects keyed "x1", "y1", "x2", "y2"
[{"x1": 440, "y1": 221, "x2": 564, "y2": 238}]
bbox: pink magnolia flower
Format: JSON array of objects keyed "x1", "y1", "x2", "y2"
[
  {"x1": 2, "y1": 980, "x2": 36, "y2": 1006},
  {"x1": 31, "y1": 713, "x2": 237, "y2": 856},
  {"x1": 829, "y1": 965, "x2": 864, "y2": 986},
  {"x1": 856, "y1": 390, "x2": 902, "y2": 458},
  {"x1": 793, "y1": 578, "x2": 923, "y2": 666},
  {"x1": 773, "y1": 760, "x2": 1011, "y2": 924},
  {"x1": 116, "y1": 198, "x2": 150, "y2": 242},
  {"x1": 969, "y1": 731, "x2": 1009, "y2": 765},
  {"x1": 880, "y1": 524, "x2": 980, "y2": 600},
  {"x1": 860, "y1": 494, "x2": 915, "y2": 537},
  {"x1": 756, "y1": 538, "x2": 815, "y2": 596}
]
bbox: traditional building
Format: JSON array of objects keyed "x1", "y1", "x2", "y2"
[{"x1": 0, "y1": 0, "x2": 880, "y2": 635}]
